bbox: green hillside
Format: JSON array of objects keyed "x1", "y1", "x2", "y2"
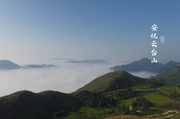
[
  {"x1": 157, "y1": 65, "x2": 180, "y2": 83},
  {"x1": 76, "y1": 71, "x2": 148, "y2": 93},
  {"x1": 0, "y1": 90, "x2": 81, "y2": 119},
  {"x1": 75, "y1": 90, "x2": 116, "y2": 107}
]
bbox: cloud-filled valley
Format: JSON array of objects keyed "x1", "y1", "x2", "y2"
[
  {"x1": 0, "y1": 61, "x2": 112, "y2": 96},
  {"x1": 0, "y1": 59, "x2": 160, "y2": 97}
]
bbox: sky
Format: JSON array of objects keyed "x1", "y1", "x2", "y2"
[{"x1": 0, "y1": 0, "x2": 179, "y2": 64}]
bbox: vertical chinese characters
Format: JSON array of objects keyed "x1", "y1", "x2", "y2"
[{"x1": 150, "y1": 24, "x2": 158, "y2": 63}]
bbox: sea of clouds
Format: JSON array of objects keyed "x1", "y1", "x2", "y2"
[
  {"x1": 0, "y1": 61, "x2": 112, "y2": 96},
  {"x1": 0, "y1": 60, "x2": 157, "y2": 96}
]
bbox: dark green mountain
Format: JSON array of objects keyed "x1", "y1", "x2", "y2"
[
  {"x1": 0, "y1": 90, "x2": 81, "y2": 119},
  {"x1": 156, "y1": 65, "x2": 180, "y2": 83},
  {"x1": 75, "y1": 90, "x2": 116, "y2": 107},
  {"x1": 110, "y1": 58, "x2": 180, "y2": 73},
  {"x1": 76, "y1": 71, "x2": 147, "y2": 93}
]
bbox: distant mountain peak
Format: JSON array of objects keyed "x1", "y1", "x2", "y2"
[
  {"x1": 0, "y1": 59, "x2": 57, "y2": 70},
  {"x1": 139, "y1": 57, "x2": 151, "y2": 62},
  {"x1": 110, "y1": 58, "x2": 180, "y2": 73},
  {"x1": 110, "y1": 57, "x2": 163, "y2": 73},
  {"x1": 0, "y1": 60, "x2": 20, "y2": 70}
]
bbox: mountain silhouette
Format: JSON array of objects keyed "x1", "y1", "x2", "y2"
[
  {"x1": 0, "y1": 60, "x2": 21, "y2": 70},
  {"x1": 0, "y1": 60, "x2": 57, "y2": 70},
  {"x1": 76, "y1": 71, "x2": 146, "y2": 93},
  {"x1": 0, "y1": 90, "x2": 81, "y2": 119},
  {"x1": 110, "y1": 58, "x2": 180, "y2": 73}
]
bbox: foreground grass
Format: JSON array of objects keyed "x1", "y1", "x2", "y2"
[
  {"x1": 169, "y1": 112, "x2": 180, "y2": 119},
  {"x1": 159, "y1": 86, "x2": 180, "y2": 96},
  {"x1": 119, "y1": 97, "x2": 136, "y2": 107},
  {"x1": 105, "y1": 110, "x2": 180, "y2": 119},
  {"x1": 63, "y1": 107, "x2": 114, "y2": 119},
  {"x1": 143, "y1": 94, "x2": 172, "y2": 106},
  {"x1": 64, "y1": 94, "x2": 174, "y2": 119},
  {"x1": 104, "y1": 115, "x2": 149, "y2": 119},
  {"x1": 119, "y1": 94, "x2": 172, "y2": 107}
]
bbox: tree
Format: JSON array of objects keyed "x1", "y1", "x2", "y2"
[{"x1": 131, "y1": 97, "x2": 152, "y2": 110}]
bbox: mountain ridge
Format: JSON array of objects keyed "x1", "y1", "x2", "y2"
[
  {"x1": 156, "y1": 65, "x2": 180, "y2": 83},
  {"x1": 110, "y1": 58, "x2": 180, "y2": 73},
  {"x1": 76, "y1": 71, "x2": 147, "y2": 93}
]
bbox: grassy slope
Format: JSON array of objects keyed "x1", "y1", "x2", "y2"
[
  {"x1": 119, "y1": 94, "x2": 172, "y2": 107},
  {"x1": 104, "y1": 115, "x2": 149, "y2": 119},
  {"x1": 157, "y1": 65, "x2": 180, "y2": 83},
  {"x1": 143, "y1": 94, "x2": 172, "y2": 106},
  {"x1": 64, "y1": 107, "x2": 113, "y2": 119},
  {"x1": 76, "y1": 71, "x2": 145, "y2": 93},
  {"x1": 159, "y1": 86, "x2": 180, "y2": 96},
  {"x1": 77, "y1": 71, "x2": 128, "y2": 92}
]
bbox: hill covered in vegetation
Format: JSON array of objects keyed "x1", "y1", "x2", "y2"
[
  {"x1": 76, "y1": 71, "x2": 162, "y2": 93},
  {"x1": 156, "y1": 65, "x2": 180, "y2": 84},
  {"x1": 0, "y1": 90, "x2": 81, "y2": 119}
]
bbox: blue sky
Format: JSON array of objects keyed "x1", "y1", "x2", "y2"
[{"x1": 0, "y1": 0, "x2": 180, "y2": 64}]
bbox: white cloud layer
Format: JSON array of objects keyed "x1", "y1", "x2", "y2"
[
  {"x1": 0, "y1": 62, "x2": 112, "y2": 96},
  {"x1": 129, "y1": 71, "x2": 158, "y2": 78},
  {"x1": 0, "y1": 61, "x2": 157, "y2": 97}
]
